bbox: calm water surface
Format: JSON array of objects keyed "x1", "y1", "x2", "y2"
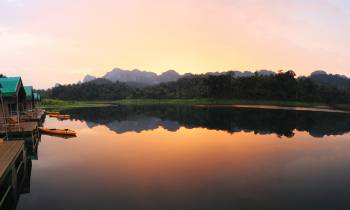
[{"x1": 16, "y1": 106, "x2": 350, "y2": 210}]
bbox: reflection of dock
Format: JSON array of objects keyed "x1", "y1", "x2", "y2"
[{"x1": 0, "y1": 141, "x2": 28, "y2": 209}]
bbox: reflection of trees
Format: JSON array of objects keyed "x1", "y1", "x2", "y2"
[{"x1": 65, "y1": 106, "x2": 350, "y2": 138}]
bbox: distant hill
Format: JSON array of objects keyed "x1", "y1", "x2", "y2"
[
  {"x1": 48, "y1": 70, "x2": 350, "y2": 104},
  {"x1": 158, "y1": 70, "x2": 181, "y2": 83},
  {"x1": 81, "y1": 68, "x2": 350, "y2": 89},
  {"x1": 81, "y1": 68, "x2": 275, "y2": 86},
  {"x1": 103, "y1": 68, "x2": 158, "y2": 85},
  {"x1": 309, "y1": 70, "x2": 350, "y2": 89},
  {"x1": 201, "y1": 70, "x2": 275, "y2": 77},
  {"x1": 83, "y1": 68, "x2": 181, "y2": 86},
  {"x1": 82, "y1": 74, "x2": 97, "y2": 83}
]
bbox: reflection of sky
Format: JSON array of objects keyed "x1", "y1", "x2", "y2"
[
  {"x1": 1, "y1": 0, "x2": 350, "y2": 88},
  {"x1": 16, "y1": 117, "x2": 350, "y2": 210}
]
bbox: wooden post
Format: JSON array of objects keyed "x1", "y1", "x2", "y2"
[
  {"x1": 0, "y1": 95, "x2": 8, "y2": 140},
  {"x1": 11, "y1": 165, "x2": 18, "y2": 201}
]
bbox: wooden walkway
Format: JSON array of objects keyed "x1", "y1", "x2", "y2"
[
  {"x1": 0, "y1": 121, "x2": 38, "y2": 134},
  {"x1": 0, "y1": 140, "x2": 26, "y2": 208},
  {"x1": 0, "y1": 141, "x2": 24, "y2": 179},
  {"x1": 21, "y1": 108, "x2": 45, "y2": 122}
]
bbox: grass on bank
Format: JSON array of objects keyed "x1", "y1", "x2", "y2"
[
  {"x1": 42, "y1": 99, "x2": 115, "y2": 110},
  {"x1": 41, "y1": 98, "x2": 350, "y2": 111}
]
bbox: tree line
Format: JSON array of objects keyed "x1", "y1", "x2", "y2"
[{"x1": 41, "y1": 71, "x2": 350, "y2": 104}]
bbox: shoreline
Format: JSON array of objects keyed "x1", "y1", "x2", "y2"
[
  {"x1": 41, "y1": 99, "x2": 350, "y2": 112},
  {"x1": 194, "y1": 104, "x2": 350, "y2": 114}
]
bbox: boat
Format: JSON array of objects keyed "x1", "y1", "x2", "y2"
[
  {"x1": 46, "y1": 111, "x2": 60, "y2": 115},
  {"x1": 49, "y1": 114, "x2": 70, "y2": 119},
  {"x1": 39, "y1": 127, "x2": 77, "y2": 136}
]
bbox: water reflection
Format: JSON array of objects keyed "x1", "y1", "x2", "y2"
[
  {"x1": 65, "y1": 105, "x2": 350, "y2": 138},
  {"x1": 13, "y1": 106, "x2": 350, "y2": 210}
]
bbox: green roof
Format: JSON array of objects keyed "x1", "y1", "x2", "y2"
[
  {"x1": 33, "y1": 93, "x2": 41, "y2": 101},
  {"x1": 0, "y1": 77, "x2": 22, "y2": 97},
  {"x1": 24, "y1": 86, "x2": 33, "y2": 100}
]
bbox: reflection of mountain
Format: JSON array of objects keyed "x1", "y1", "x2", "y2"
[
  {"x1": 65, "y1": 106, "x2": 350, "y2": 138},
  {"x1": 105, "y1": 116, "x2": 181, "y2": 133},
  {"x1": 78, "y1": 112, "x2": 182, "y2": 133}
]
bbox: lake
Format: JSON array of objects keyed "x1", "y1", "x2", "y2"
[{"x1": 15, "y1": 105, "x2": 350, "y2": 210}]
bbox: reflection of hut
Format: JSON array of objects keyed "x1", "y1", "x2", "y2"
[
  {"x1": 24, "y1": 86, "x2": 34, "y2": 111},
  {"x1": 0, "y1": 77, "x2": 26, "y2": 123}
]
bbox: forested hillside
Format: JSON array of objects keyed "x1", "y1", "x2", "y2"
[
  {"x1": 41, "y1": 71, "x2": 350, "y2": 104},
  {"x1": 43, "y1": 78, "x2": 134, "y2": 100},
  {"x1": 310, "y1": 71, "x2": 350, "y2": 89}
]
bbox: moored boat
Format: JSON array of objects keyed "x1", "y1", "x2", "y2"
[
  {"x1": 39, "y1": 127, "x2": 77, "y2": 136},
  {"x1": 46, "y1": 111, "x2": 60, "y2": 115},
  {"x1": 48, "y1": 114, "x2": 70, "y2": 119}
]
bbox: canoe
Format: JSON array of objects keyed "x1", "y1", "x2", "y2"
[
  {"x1": 49, "y1": 114, "x2": 70, "y2": 119},
  {"x1": 55, "y1": 115, "x2": 70, "y2": 120},
  {"x1": 46, "y1": 111, "x2": 60, "y2": 115},
  {"x1": 39, "y1": 127, "x2": 77, "y2": 136}
]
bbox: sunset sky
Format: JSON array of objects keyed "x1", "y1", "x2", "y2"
[{"x1": 0, "y1": 0, "x2": 349, "y2": 88}]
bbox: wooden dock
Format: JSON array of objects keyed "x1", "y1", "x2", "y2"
[
  {"x1": 0, "y1": 141, "x2": 24, "y2": 177},
  {"x1": 0, "y1": 121, "x2": 38, "y2": 135},
  {"x1": 0, "y1": 140, "x2": 27, "y2": 209},
  {"x1": 21, "y1": 108, "x2": 45, "y2": 122}
]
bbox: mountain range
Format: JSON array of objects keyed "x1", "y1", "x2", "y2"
[
  {"x1": 82, "y1": 68, "x2": 276, "y2": 86},
  {"x1": 83, "y1": 68, "x2": 181, "y2": 86},
  {"x1": 309, "y1": 70, "x2": 350, "y2": 89},
  {"x1": 82, "y1": 68, "x2": 350, "y2": 88}
]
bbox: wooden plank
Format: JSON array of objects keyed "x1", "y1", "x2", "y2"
[
  {"x1": 21, "y1": 108, "x2": 45, "y2": 121},
  {"x1": 0, "y1": 141, "x2": 24, "y2": 180},
  {"x1": 0, "y1": 121, "x2": 38, "y2": 134}
]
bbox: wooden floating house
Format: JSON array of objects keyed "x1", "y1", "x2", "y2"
[
  {"x1": 0, "y1": 77, "x2": 44, "y2": 135},
  {"x1": 22, "y1": 86, "x2": 44, "y2": 122},
  {"x1": 0, "y1": 77, "x2": 26, "y2": 124},
  {"x1": 24, "y1": 86, "x2": 34, "y2": 111},
  {"x1": 0, "y1": 76, "x2": 44, "y2": 209}
]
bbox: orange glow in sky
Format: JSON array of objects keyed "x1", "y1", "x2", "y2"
[{"x1": 0, "y1": 0, "x2": 349, "y2": 88}]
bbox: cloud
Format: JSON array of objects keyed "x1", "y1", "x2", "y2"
[
  {"x1": 5, "y1": 0, "x2": 24, "y2": 7},
  {"x1": 0, "y1": 27, "x2": 57, "y2": 56},
  {"x1": 0, "y1": 24, "x2": 84, "y2": 88}
]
